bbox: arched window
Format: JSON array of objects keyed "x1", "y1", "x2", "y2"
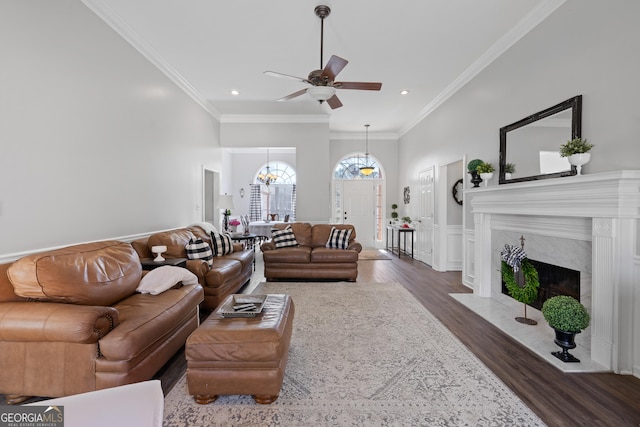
[
  {"x1": 251, "y1": 161, "x2": 296, "y2": 222},
  {"x1": 334, "y1": 155, "x2": 382, "y2": 179}
]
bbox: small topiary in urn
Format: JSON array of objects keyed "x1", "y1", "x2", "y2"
[
  {"x1": 541, "y1": 295, "x2": 590, "y2": 363},
  {"x1": 467, "y1": 159, "x2": 484, "y2": 187}
]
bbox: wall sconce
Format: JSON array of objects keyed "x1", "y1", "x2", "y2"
[{"x1": 239, "y1": 188, "x2": 245, "y2": 198}]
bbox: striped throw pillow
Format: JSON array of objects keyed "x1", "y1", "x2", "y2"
[
  {"x1": 185, "y1": 238, "x2": 213, "y2": 265},
  {"x1": 210, "y1": 232, "x2": 234, "y2": 256},
  {"x1": 326, "y1": 227, "x2": 352, "y2": 249},
  {"x1": 272, "y1": 226, "x2": 298, "y2": 249}
]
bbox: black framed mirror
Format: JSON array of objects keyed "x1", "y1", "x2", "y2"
[{"x1": 499, "y1": 95, "x2": 582, "y2": 184}]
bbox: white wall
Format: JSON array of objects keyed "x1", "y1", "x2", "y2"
[
  {"x1": 399, "y1": 0, "x2": 640, "y2": 229},
  {"x1": 0, "y1": 1, "x2": 222, "y2": 257},
  {"x1": 221, "y1": 122, "x2": 330, "y2": 221}
]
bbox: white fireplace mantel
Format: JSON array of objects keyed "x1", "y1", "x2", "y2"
[{"x1": 467, "y1": 171, "x2": 640, "y2": 375}]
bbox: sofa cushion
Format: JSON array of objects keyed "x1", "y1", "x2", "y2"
[
  {"x1": 136, "y1": 266, "x2": 199, "y2": 295},
  {"x1": 325, "y1": 226, "x2": 353, "y2": 249},
  {"x1": 311, "y1": 247, "x2": 359, "y2": 263},
  {"x1": 262, "y1": 247, "x2": 311, "y2": 263},
  {"x1": 210, "y1": 233, "x2": 234, "y2": 256},
  {"x1": 148, "y1": 228, "x2": 195, "y2": 259},
  {"x1": 185, "y1": 238, "x2": 213, "y2": 265},
  {"x1": 272, "y1": 226, "x2": 298, "y2": 248},
  {"x1": 310, "y1": 224, "x2": 356, "y2": 248},
  {"x1": 273, "y1": 222, "x2": 312, "y2": 247},
  {"x1": 7, "y1": 241, "x2": 141, "y2": 306}
]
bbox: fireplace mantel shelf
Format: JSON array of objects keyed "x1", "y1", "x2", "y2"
[
  {"x1": 466, "y1": 170, "x2": 640, "y2": 218},
  {"x1": 467, "y1": 170, "x2": 640, "y2": 376}
]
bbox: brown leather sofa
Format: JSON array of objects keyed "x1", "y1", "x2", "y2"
[
  {"x1": 0, "y1": 240, "x2": 204, "y2": 403},
  {"x1": 261, "y1": 223, "x2": 361, "y2": 281},
  {"x1": 132, "y1": 225, "x2": 254, "y2": 310}
]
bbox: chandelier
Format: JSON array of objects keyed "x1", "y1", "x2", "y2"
[
  {"x1": 359, "y1": 124, "x2": 375, "y2": 176},
  {"x1": 257, "y1": 149, "x2": 278, "y2": 186}
]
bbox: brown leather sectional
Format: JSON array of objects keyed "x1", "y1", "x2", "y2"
[
  {"x1": 261, "y1": 223, "x2": 361, "y2": 281},
  {"x1": 132, "y1": 225, "x2": 254, "y2": 310},
  {"x1": 0, "y1": 240, "x2": 204, "y2": 402}
]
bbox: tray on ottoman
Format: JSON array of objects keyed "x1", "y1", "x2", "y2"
[{"x1": 219, "y1": 294, "x2": 267, "y2": 318}]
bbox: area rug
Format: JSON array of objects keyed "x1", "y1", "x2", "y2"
[
  {"x1": 163, "y1": 282, "x2": 545, "y2": 426},
  {"x1": 358, "y1": 249, "x2": 392, "y2": 260}
]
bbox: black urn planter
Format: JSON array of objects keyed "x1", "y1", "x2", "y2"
[
  {"x1": 469, "y1": 170, "x2": 483, "y2": 188},
  {"x1": 552, "y1": 329, "x2": 580, "y2": 363}
]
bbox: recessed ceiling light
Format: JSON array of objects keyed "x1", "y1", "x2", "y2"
[
  {"x1": 231, "y1": 90, "x2": 240, "y2": 96},
  {"x1": 400, "y1": 90, "x2": 409, "y2": 95}
]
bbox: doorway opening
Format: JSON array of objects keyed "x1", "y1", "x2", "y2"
[{"x1": 331, "y1": 154, "x2": 385, "y2": 248}]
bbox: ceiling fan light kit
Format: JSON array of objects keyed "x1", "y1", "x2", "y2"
[
  {"x1": 307, "y1": 86, "x2": 336, "y2": 101},
  {"x1": 264, "y1": 5, "x2": 382, "y2": 109}
]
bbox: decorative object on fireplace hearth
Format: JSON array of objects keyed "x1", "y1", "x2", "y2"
[
  {"x1": 541, "y1": 295, "x2": 590, "y2": 363},
  {"x1": 467, "y1": 159, "x2": 484, "y2": 188},
  {"x1": 501, "y1": 237, "x2": 539, "y2": 325}
]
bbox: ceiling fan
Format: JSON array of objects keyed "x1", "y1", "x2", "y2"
[{"x1": 264, "y1": 5, "x2": 382, "y2": 109}]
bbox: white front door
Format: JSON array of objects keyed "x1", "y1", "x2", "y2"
[
  {"x1": 418, "y1": 168, "x2": 434, "y2": 265},
  {"x1": 342, "y1": 180, "x2": 376, "y2": 248}
]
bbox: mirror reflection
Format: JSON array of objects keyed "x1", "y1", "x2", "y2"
[{"x1": 499, "y1": 95, "x2": 582, "y2": 184}]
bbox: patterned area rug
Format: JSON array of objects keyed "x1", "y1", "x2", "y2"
[
  {"x1": 358, "y1": 249, "x2": 393, "y2": 260},
  {"x1": 164, "y1": 282, "x2": 545, "y2": 426}
]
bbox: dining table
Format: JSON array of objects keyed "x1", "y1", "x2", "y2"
[{"x1": 248, "y1": 221, "x2": 285, "y2": 239}]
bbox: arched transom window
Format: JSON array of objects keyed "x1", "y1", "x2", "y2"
[{"x1": 334, "y1": 155, "x2": 382, "y2": 179}]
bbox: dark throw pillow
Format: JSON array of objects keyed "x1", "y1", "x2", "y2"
[
  {"x1": 326, "y1": 226, "x2": 352, "y2": 249},
  {"x1": 210, "y1": 232, "x2": 234, "y2": 256},
  {"x1": 185, "y1": 238, "x2": 213, "y2": 265}
]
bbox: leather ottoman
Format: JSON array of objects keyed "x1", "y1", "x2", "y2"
[{"x1": 185, "y1": 294, "x2": 294, "y2": 404}]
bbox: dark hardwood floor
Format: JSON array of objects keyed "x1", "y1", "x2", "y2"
[{"x1": 5, "y1": 253, "x2": 640, "y2": 426}]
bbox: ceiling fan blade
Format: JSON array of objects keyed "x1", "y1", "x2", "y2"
[
  {"x1": 277, "y1": 88, "x2": 308, "y2": 102},
  {"x1": 264, "y1": 71, "x2": 309, "y2": 84},
  {"x1": 326, "y1": 94, "x2": 343, "y2": 109},
  {"x1": 334, "y1": 82, "x2": 382, "y2": 91},
  {"x1": 321, "y1": 55, "x2": 348, "y2": 81}
]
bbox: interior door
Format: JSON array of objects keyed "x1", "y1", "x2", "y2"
[
  {"x1": 342, "y1": 180, "x2": 375, "y2": 248},
  {"x1": 418, "y1": 168, "x2": 434, "y2": 265}
]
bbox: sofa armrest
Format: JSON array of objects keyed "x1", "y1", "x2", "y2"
[
  {"x1": 185, "y1": 259, "x2": 210, "y2": 281},
  {"x1": 261, "y1": 241, "x2": 276, "y2": 252},
  {"x1": 348, "y1": 241, "x2": 363, "y2": 253},
  {"x1": 0, "y1": 302, "x2": 119, "y2": 343}
]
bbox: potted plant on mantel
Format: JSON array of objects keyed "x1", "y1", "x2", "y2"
[
  {"x1": 467, "y1": 159, "x2": 484, "y2": 188},
  {"x1": 476, "y1": 162, "x2": 495, "y2": 186},
  {"x1": 541, "y1": 295, "x2": 590, "y2": 363},
  {"x1": 559, "y1": 137, "x2": 594, "y2": 176}
]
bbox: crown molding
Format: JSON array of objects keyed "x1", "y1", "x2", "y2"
[
  {"x1": 330, "y1": 131, "x2": 398, "y2": 141},
  {"x1": 220, "y1": 114, "x2": 329, "y2": 124},
  {"x1": 399, "y1": 0, "x2": 567, "y2": 137},
  {"x1": 81, "y1": 0, "x2": 221, "y2": 120}
]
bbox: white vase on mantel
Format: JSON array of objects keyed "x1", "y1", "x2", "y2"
[
  {"x1": 568, "y1": 153, "x2": 591, "y2": 176},
  {"x1": 480, "y1": 172, "x2": 493, "y2": 186}
]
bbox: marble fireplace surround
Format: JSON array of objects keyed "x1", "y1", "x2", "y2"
[{"x1": 468, "y1": 171, "x2": 640, "y2": 375}]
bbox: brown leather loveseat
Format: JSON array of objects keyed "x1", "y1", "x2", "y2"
[
  {"x1": 132, "y1": 225, "x2": 254, "y2": 310},
  {"x1": 261, "y1": 223, "x2": 361, "y2": 281},
  {"x1": 0, "y1": 240, "x2": 204, "y2": 403}
]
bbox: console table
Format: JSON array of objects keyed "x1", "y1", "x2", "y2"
[
  {"x1": 386, "y1": 226, "x2": 415, "y2": 258},
  {"x1": 140, "y1": 257, "x2": 187, "y2": 271}
]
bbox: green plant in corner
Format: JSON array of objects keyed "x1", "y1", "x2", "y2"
[
  {"x1": 541, "y1": 295, "x2": 590, "y2": 332},
  {"x1": 504, "y1": 163, "x2": 516, "y2": 174},
  {"x1": 559, "y1": 137, "x2": 594, "y2": 157},
  {"x1": 476, "y1": 162, "x2": 495, "y2": 173}
]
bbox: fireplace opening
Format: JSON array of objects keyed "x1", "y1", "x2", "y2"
[{"x1": 502, "y1": 259, "x2": 580, "y2": 310}]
